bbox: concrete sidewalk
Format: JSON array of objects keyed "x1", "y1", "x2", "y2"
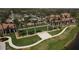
[
  {"x1": 0, "y1": 42, "x2": 6, "y2": 50},
  {"x1": 37, "y1": 32, "x2": 52, "y2": 40}
]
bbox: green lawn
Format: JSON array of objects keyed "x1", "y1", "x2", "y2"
[
  {"x1": 48, "y1": 26, "x2": 79, "y2": 50},
  {"x1": 9, "y1": 33, "x2": 41, "y2": 46},
  {"x1": 6, "y1": 34, "x2": 41, "y2": 49},
  {"x1": 31, "y1": 25, "x2": 78, "y2": 50},
  {"x1": 48, "y1": 29, "x2": 62, "y2": 36}
]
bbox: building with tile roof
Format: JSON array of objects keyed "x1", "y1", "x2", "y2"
[{"x1": 0, "y1": 23, "x2": 16, "y2": 36}]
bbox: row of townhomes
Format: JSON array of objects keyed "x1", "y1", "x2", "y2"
[
  {"x1": 0, "y1": 22, "x2": 16, "y2": 35},
  {"x1": 45, "y1": 13, "x2": 76, "y2": 26},
  {"x1": 0, "y1": 11, "x2": 76, "y2": 36}
]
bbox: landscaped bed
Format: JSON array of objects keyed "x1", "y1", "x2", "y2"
[
  {"x1": 18, "y1": 25, "x2": 48, "y2": 36},
  {"x1": 27, "y1": 28, "x2": 35, "y2": 35},
  {"x1": 18, "y1": 25, "x2": 59, "y2": 37},
  {"x1": 18, "y1": 30, "x2": 27, "y2": 36}
]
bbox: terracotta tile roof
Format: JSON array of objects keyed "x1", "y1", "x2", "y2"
[
  {"x1": 8, "y1": 23, "x2": 15, "y2": 28},
  {"x1": 2, "y1": 23, "x2": 8, "y2": 29},
  {"x1": 0, "y1": 23, "x2": 16, "y2": 30}
]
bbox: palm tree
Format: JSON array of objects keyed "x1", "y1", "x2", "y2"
[
  {"x1": 29, "y1": 17, "x2": 38, "y2": 33},
  {"x1": 32, "y1": 18, "x2": 38, "y2": 33},
  {"x1": 14, "y1": 19, "x2": 20, "y2": 29},
  {"x1": 24, "y1": 16, "x2": 31, "y2": 27},
  {"x1": 76, "y1": 17, "x2": 79, "y2": 26}
]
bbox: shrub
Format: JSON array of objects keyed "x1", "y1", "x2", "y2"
[
  {"x1": 18, "y1": 30, "x2": 27, "y2": 36},
  {"x1": 28, "y1": 29, "x2": 35, "y2": 35},
  {"x1": 36, "y1": 29, "x2": 42, "y2": 33}
]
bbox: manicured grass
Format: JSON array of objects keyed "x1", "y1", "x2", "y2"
[
  {"x1": 48, "y1": 26, "x2": 54, "y2": 30},
  {"x1": 47, "y1": 26, "x2": 79, "y2": 50},
  {"x1": 9, "y1": 33, "x2": 41, "y2": 46},
  {"x1": 31, "y1": 26, "x2": 78, "y2": 50},
  {"x1": 48, "y1": 29, "x2": 62, "y2": 36}
]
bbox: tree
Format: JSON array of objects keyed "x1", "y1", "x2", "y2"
[
  {"x1": 14, "y1": 19, "x2": 20, "y2": 28},
  {"x1": 76, "y1": 18, "x2": 79, "y2": 26},
  {"x1": 24, "y1": 16, "x2": 31, "y2": 27},
  {"x1": 75, "y1": 13, "x2": 79, "y2": 26}
]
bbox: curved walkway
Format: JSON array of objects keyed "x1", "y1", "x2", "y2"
[{"x1": 6, "y1": 26, "x2": 69, "y2": 49}]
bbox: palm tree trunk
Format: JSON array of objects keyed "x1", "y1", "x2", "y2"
[
  {"x1": 26, "y1": 29, "x2": 28, "y2": 35},
  {"x1": 34, "y1": 27, "x2": 36, "y2": 34},
  {"x1": 47, "y1": 25, "x2": 48, "y2": 31}
]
